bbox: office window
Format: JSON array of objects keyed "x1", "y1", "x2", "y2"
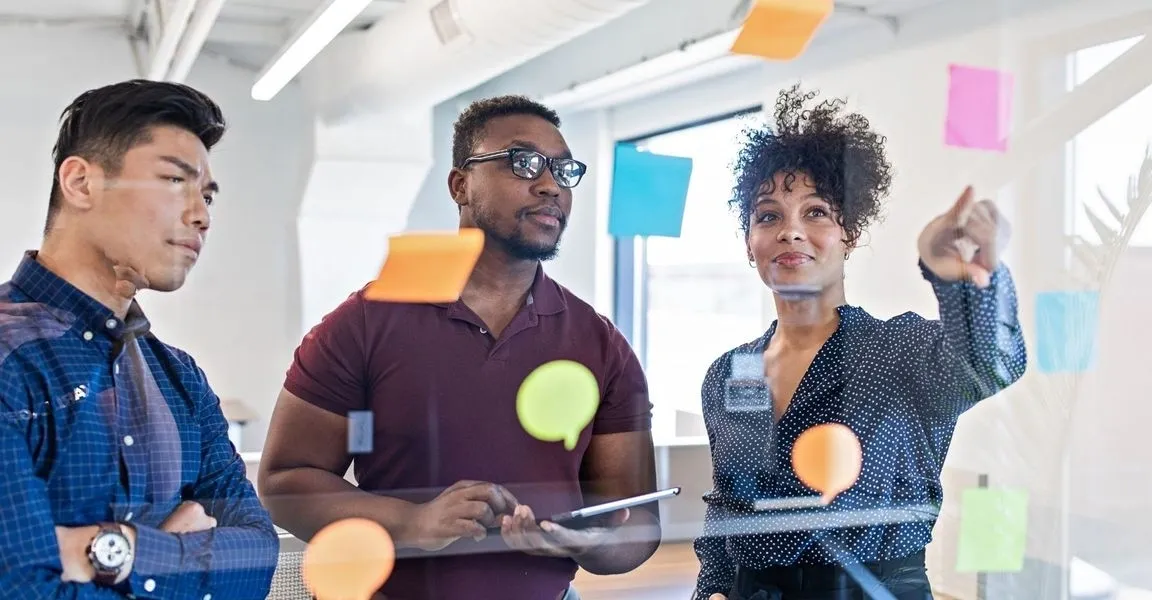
[
  {"x1": 613, "y1": 110, "x2": 770, "y2": 440},
  {"x1": 1067, "y1": 35, "x2": 1152, "y2": 245}
]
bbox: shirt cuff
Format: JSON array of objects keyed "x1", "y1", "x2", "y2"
[
  {"x1": 126, "y1": 524, "x2": 183, "y2": 599},
  {"x1": 918, "y1": 258, "x2": 1005, "y2": 288},
  {"x1": 592, "y1": 412, "x2": 652, "y2": 435}
]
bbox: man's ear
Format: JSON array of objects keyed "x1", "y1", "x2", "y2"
[
  {"x1": 448, "y1": 167, "x2": 468, "y2": 209},
  {"x1": 57, "y1": 156, "x2": 101, "y2": 211}
]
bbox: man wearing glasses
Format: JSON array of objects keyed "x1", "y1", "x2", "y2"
[{"x1": 260, "y1": 96, "x2": 660, "y2": 599}]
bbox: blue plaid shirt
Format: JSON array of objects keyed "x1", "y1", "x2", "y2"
[{"x1": 0, "y1": 252, "x2": 277, "y2": 599}]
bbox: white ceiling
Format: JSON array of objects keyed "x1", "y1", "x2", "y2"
[
  {"x1": 0, "y1": 0, "x2": 956, "y2": 91},
  {"x1": 0, "y1": 0, "x2": 407, "y2": 70}
]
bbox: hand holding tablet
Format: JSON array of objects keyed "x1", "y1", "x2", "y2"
[
  {"x1": 486, "y1": 487, "x2": 681, "y2": 535},
  {"x1": 495, "y1": 487, "x2": 679, "y2": 559}
]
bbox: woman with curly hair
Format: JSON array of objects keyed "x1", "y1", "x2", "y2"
[{"x1": 692, "y1": 86, "x2": 1028, "y2": 600}]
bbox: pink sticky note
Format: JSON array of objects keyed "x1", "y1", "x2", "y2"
[{"x1": 945, "y1": 64, "x2": 1014, "y2": 152}]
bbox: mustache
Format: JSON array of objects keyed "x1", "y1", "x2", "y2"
[{"x1": 518, "y1": 204, "x2": 566, "y2": 225}]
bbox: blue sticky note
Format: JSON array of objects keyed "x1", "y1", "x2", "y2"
[
  {"x1": 608, "y1": 144, "x2": 693, "y2": 238},
  {"x1": 347, "y1": 410, "x2": 374, "y2": 454},
  {"x1": 1035, "y1": 290, "x2": 1099, "y2": 373}
]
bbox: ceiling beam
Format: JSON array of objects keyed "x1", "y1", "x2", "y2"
[
  {"x1": 148, "y1": 0, "x2": 197, "y2": 79},
  {"x1": 205, "y1": 19, "x2": 289, "y2": 46},
  {"x1": 168, "y1": 0, "x2": 228, "y2": 82}
]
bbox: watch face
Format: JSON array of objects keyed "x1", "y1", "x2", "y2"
[{"x1": 92, "y1": 532, "x2": 130, "y2": 569}]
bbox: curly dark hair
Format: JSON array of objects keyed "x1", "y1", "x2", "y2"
[
  {"x1": 452, "y1": 95, "x2": 561, "y2": 168},
  {"x1": 730, "y1": 84, "x2": 892, "y2": 246}
]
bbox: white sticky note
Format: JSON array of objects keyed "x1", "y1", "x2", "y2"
[
  {"x1": 347, "y1": 410, "x2": 374, "y2": 454},
  {"x1": 730, "y1": 353, "x2": 762, "y2": 380}
]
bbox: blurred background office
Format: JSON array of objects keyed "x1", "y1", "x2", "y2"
[{"x1": 2, "y1": 0, "x2": 1152, "y2": 598}]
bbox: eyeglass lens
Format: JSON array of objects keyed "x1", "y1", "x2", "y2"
[{"x1": 510, "y1": 150, "x2": 584, "y2": 188}]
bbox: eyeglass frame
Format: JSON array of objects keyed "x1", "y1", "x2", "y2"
[{"x1": 460, "y1": 147, "x2": 588, "y2": 189}]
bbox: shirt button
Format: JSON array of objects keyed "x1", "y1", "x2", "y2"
[
  {"x1": 105, "y1": 319, "x2": 118, "y2": 329},
  {"x1": 82, "y1": 331, "x2": 93, "y2": 341},
  {"x1": 204, "y1": 595, "x2": 212, "y2": 600},
  {"x1": 114, "y1": 364, "x2": 120, "y2": 375},
  {"x1": 123, "y1": 435, "x2": 134, "y2": 447},
  {"x1": 143, "y1": 579, "x2": 156, "y2": 592},
  {"x1": 124, "y1": 511, "x2": 133, "y2": 521}
]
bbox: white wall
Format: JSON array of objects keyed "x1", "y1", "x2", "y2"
[{"x1": 0, "y1": 26, "x2": 313, "y2": 452}]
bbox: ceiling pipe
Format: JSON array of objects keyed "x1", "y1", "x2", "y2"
[
  {"x1": 300, "y1": 0, "x2": 655, "y2": 123},
  {"x1": 167, "y1": 0, "x2": 228, "y2": 82},
  {"x1": 148, "y1": 0, "x2": 198, "y2": 80}
]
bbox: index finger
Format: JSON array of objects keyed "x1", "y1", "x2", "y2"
[{"x1": 947, "y1": 186, "x2": 976, "y2": 226}]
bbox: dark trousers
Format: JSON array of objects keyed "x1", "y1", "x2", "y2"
[{"x1": 729, "y1": 551, "x2": 933, "y2": 600}]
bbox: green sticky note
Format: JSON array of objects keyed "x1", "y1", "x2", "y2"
[{"x1": 957, "y1": 488, "x2": 1028, "y2": 573}]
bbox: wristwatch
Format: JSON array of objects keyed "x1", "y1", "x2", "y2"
[{"x1": 87, "y1": 522, "x2": 132, "y2": 586}]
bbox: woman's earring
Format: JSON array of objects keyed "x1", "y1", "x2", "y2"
[{"x1": 844, "y1": 252, "x2": 850, "y2": 261}]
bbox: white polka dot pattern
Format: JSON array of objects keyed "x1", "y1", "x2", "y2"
[{"x1": 691, "y1": 261, "x2": 1028, "y2": 600}]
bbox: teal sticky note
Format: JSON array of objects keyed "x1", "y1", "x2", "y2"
[
  {"x1": 1035, "y1": 290, "x2": 1099, "y2": 373},
  {"x1": 608, "y1": 144, "x2": 693, "y2": 238},
  {"x1": 957, "y1": 488, "x2": 1028, "y2": 573}
]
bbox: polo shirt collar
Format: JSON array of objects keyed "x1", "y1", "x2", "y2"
[
  {"x1": 525, "y1": 264, "x2": 565, "y2": 315},
  {"x1": 11, "y1": 251, "x2": 152, "y2": 341},
  {"x1": 435, "y1": 263, "x2": 567, "y2": 315}
]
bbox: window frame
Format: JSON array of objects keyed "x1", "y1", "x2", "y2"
[
  {"x1": 610, "y1": 105, "x2": 763, "y2": 369},
  {"x1": 1026, "y1": 12, "x2": 1152, "y2": 256}
]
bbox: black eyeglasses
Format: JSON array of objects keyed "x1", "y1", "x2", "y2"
[{"x1": 462, "y1": 147, "x2": 587, "y2": 189}]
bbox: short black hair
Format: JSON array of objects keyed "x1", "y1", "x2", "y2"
[
  {"x1": 731, "y1": 84, "x2": 892, "y2": 246},
  {"x1": 47, "y1": 79, "x2": 226, "y2": 233},
  {"x1": 452, "y1": 95, "x2": 561, "y2": 168}
]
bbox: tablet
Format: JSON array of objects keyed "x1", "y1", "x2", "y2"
[{"x1": 488, "y1": 487, "x2": 681, "y2": 533}]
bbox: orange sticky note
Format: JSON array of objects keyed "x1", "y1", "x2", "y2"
[
  {"x1": 791, "y1": 423, "x2": 862, "y2": 504},
  {"x1": 730, "y1": 0, "x2": 833, "y2": 61},
  {"x1": 364, "y1": 229, "x2": 484, "y2": 303},
  {"x1": 304, "y1": 518, "x2": 395, "y2": 600}
]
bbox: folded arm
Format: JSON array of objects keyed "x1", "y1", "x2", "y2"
[
  {"x1": 120, "y1": 386, "x2": 278, "y2": 600},
  {"x1": 0, "y1": 420, "x2": 135, "y2": 599}
]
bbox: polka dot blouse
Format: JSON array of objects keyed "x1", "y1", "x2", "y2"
[{"x1": 692, "y1": 261, "x2": 1028, "y2": 600}]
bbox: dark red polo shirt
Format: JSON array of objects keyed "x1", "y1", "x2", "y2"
[{"x1": 284, "y1": 266, "x2": 650, "y2": 600}]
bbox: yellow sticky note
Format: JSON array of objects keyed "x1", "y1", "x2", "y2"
[
  {"x1": 730, "y1": 0, "x2": 834, "y2": 61},
  {"x1": 517, "y1": 360, "x2": 600, "y2": 450},
  {"x1": 364, "y1": 229, "x2": 484, "y2": 303}
]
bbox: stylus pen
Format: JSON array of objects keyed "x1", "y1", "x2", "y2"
[{"x1": 549, "y1": 487, "x2": 682, "y2": 522}]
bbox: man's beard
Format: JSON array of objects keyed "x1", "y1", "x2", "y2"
[{"x1": 473, "y1": 204, "x2": 564, "y2": 261}]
